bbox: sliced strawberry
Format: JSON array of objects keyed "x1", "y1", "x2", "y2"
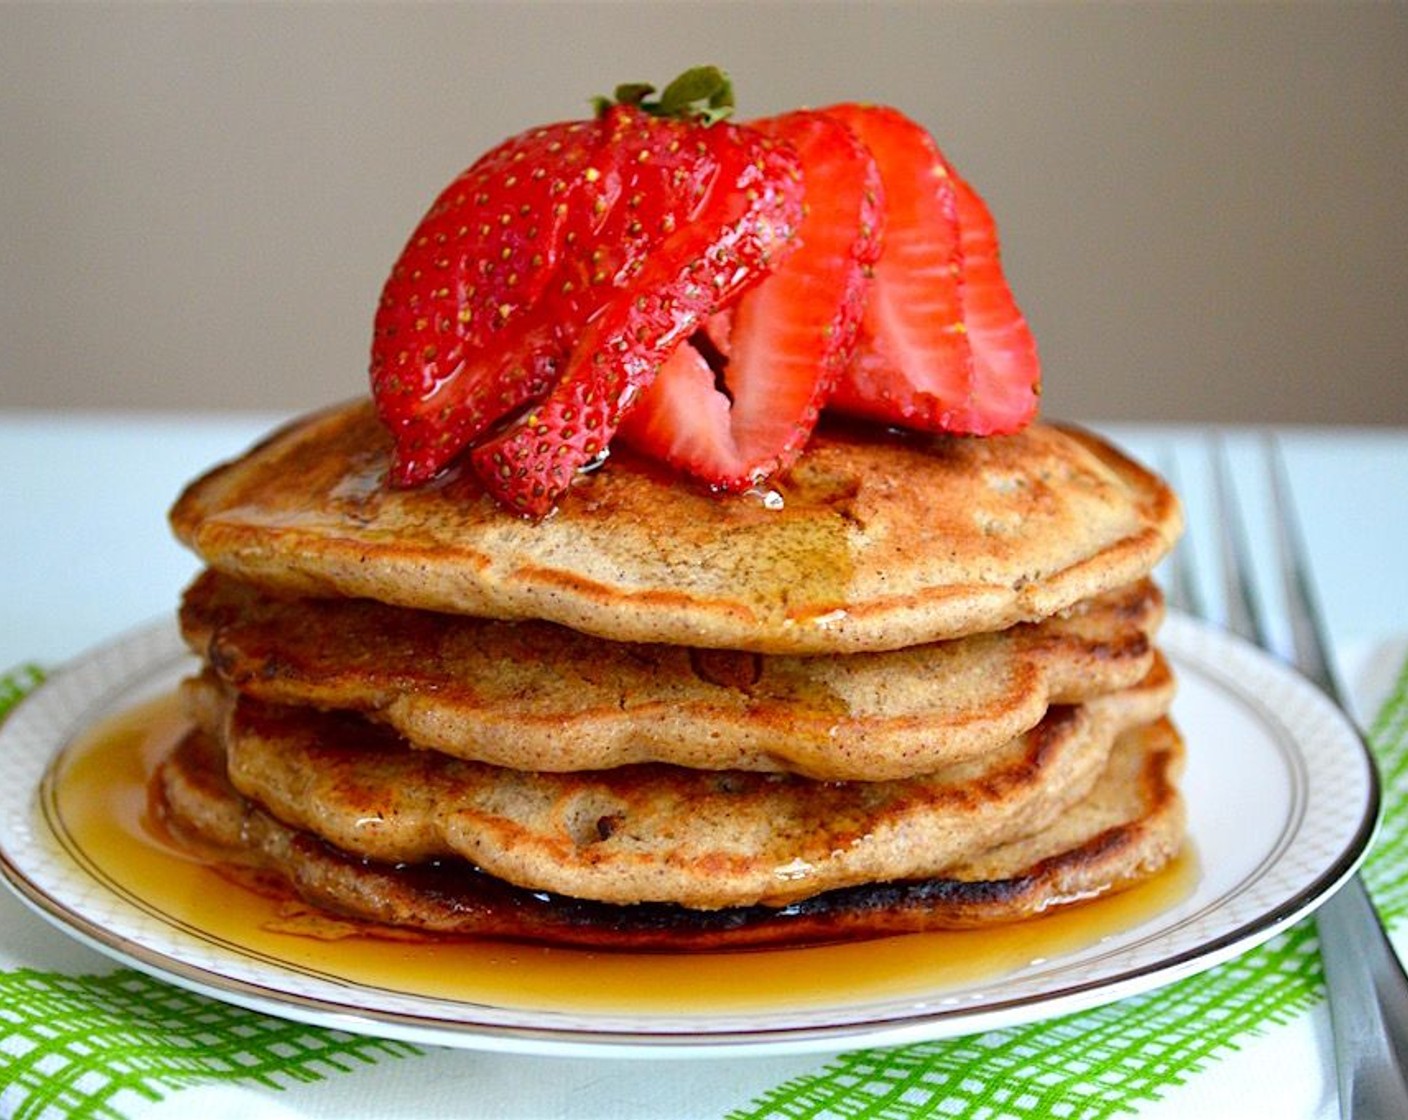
[
  {"x1": 614, "y1": 339, "x2": 735, "y2": 482},
  {"x1": 370, "y1": 119, "x2": 605, "y2": 485},
  {"x1": 546, "y1": 103, "x2": 735, "y2": 323},
  {"x1": 946, "y1": 170, "x2": 1040, "y2": 434},
  {"x1": 821, "y1": 103, "x2": 973, "y2": 432},
  {"x1": 821, "y1": 103, "x2": 1039, "y2": 435},
  {"x1": 372, "y1": 68, "x2": 816, "y2": 511},
  {"x1": 617, "y1": 110, "x2": 882, "y2": 491},
  {"x1": 371, "y1": 68, "x2": 761, "y2": 490},
  {"x1": 471, "y1": 124, "x2": 803, "y2": 516},
  {"x1": 372, "y1": 76, "x2": 1039, "y2": 517}
]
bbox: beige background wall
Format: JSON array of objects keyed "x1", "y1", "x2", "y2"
[{"x1": 3, "y1": 2, "x2": 1405, "y2": 425}]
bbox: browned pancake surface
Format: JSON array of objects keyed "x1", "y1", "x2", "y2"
[
  {"x1": 170, "y1": 402, "x2": 1182, "y2": 654},
  {"x1": 155, "y1": 717, "x2": 1185, "y2": 949},
  {"x1": 181, "y1": 570, "x2": 1162, "y2": 779},
  {"x1": 184, "y1": 657, "x2": 1173, "y2": 909}
]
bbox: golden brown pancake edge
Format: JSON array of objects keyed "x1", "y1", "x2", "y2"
[
  {"x1": 155, "y1": 716, "x2": 1186, "y2": 950},
  {"x1": 170, "y1": 401, "x2": 1183, "y2": 654}
]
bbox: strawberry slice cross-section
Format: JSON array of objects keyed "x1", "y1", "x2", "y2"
[
  {"x1": 947, "y1": 170, "x2": 1042, "y2": 434},
  {"x1": 821, "y1": 103, "x2": 1039, "y2": 436},
  {"x1": 617, "y1": 109, "x2": 884, "y2": 492}
]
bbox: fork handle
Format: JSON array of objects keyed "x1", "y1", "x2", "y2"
[{"x1": 1316, "y1": 874, "x2": 1408, "y2": 1114}]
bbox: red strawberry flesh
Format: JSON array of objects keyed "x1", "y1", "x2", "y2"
[
  {"x1": 618, "y1": 110, "x2": 883, "y2": 491},
  {"x1": 470, "y1": 125, "x2": 803, "y2": 516},
  {"x1": 369, "y1": 75, "x2": 1041, "y2": 517},
  {"x1": 820, "y1": 103, "x2": 974, "y2": 432},
  {"x1": 946, "y1": 171, "x2": 1041, "y2": 434},
  {"x1": 370, "y1": 120, "x2": 604, "y2": 485},
  {"x1": 821, "y1": 102, "x2": 1039, "y2": 436}
]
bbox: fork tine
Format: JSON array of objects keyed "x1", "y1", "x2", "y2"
[
  {"x1": 1158, "y1": 452, "x2": 1206, "y2": 620},
  {"x1": 1265, "y1": 434, "x2": 1338, "y2": 699},
  {"x1": 1210, "y1": 435, "x2": 1269, "y2": 647},
  {"x1": 1258, "y1": 434, "x2": 1408, "y2": 1118}
]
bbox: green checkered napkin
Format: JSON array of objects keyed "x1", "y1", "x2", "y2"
[{"x1": 3, "y1": 654, "x2": 1408, "y2": 1120}]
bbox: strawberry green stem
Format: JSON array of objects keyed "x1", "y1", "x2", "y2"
[{"x1": 595, "y1": 65, "x2": 735, "y2": 125}]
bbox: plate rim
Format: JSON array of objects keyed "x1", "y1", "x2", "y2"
[{"x1": 0, "y1": 612, "x2": 1381, "y2": 1057}]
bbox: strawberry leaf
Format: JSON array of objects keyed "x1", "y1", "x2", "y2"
[
  {"x1": 595, "y1": 65, "x2": 734, "y2": 125},
  {"x1": 658, "y1": 65, "x2": 734, "y2": 122}
]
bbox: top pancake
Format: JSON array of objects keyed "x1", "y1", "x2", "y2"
[{"x1": 170, "y1": 400, "x2": 1182, "y2": 654}]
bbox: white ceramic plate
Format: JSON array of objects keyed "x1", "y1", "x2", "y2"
[{"x1": 0, "y1": 614, "x2": 1378, "y2": 1058}]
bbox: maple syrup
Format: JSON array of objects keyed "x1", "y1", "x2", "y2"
[{"x1": 49, "y1": 693, "x2": 1197, "y2": 1017}]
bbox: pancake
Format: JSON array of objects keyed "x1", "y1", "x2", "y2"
[
  {"x1": 169, "y1": 401, "x2": 1183, "y2": 655},
  {"x1": 182, "y1": 656, "x2": 1173, "y2": 909},
  {"x1": 180, "y1": 570, "x2": 1162, "y2": 780},
  {"x1": 155, "y1": 716, "x2": 1186, "y2": 949}
]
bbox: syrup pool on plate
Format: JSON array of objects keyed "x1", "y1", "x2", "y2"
[{"x1": 45, "y1": 693, "x2": 1198, "y2": 1017}]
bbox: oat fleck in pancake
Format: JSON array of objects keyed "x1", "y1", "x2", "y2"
[
  {"x1": 182, "y1": 658, "x2": 1172, "y2": 910},
  {"x1": 155, "y1": 716, "x2": 1185, "y2": 949},
  {"x1": 180, "y1": 570, "x2": 1162, "y2": 780},
  {"x1": 169, "y1": 401, "x2": 1182, "y2": 654}
]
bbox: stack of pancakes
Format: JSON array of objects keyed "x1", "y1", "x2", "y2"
[{"x1": 160, "y1": 401, "x2": 1185, "y2": 949}]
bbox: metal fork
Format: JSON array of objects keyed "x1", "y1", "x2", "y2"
[{"x1": 1174, "y1": 435, "x2": 1408, "y2": 1117}]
